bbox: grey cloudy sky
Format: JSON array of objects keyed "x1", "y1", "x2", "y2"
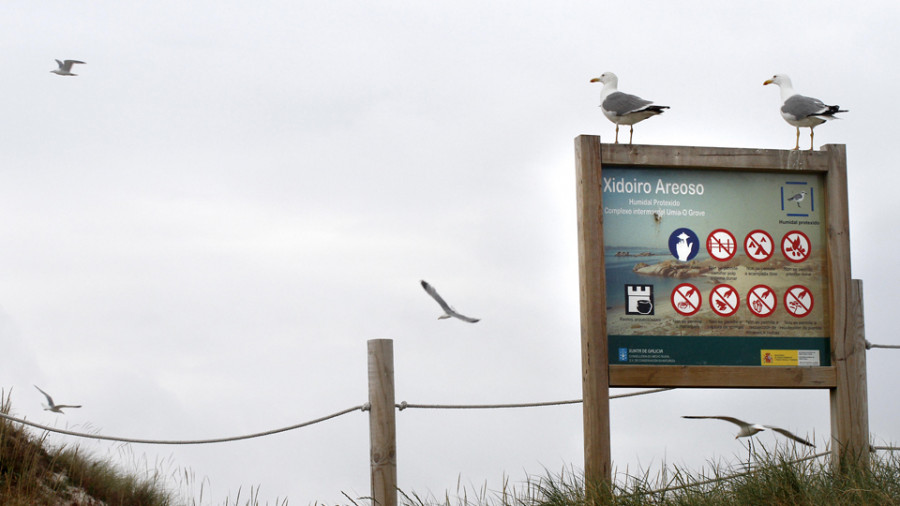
[{"x1": 2, "y1": 1, "x2": 898, "y2": 504}]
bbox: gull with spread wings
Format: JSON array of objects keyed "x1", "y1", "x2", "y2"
[
  {"x1": 682, "y1": 415, "x2": 813, "y2": 446},
  {"x1": 51, "y1": 59, "x2": 86, "y2": 76},
  {"x1": 34, "y1": 385, "x2": 82, "y2": 414},
  {"x1": 683, "y1": 415, "x2": 814, "y2": 465},
  {"x1": 420, "y1": 280, "x2": 480, "y2": 323}
]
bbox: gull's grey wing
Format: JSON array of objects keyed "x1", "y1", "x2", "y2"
[
  {"x1": 421, "y1": 280, "x2": 453, "y2": 314},
  {"x1": 764, "y1": 426, "x2": 814, "y2": 446},
  {"x1": 602, "y1": 91, "x2": 654, "y2": 116},
  {"x1": 56, "y1": 60, "x2": 85, "y2": 72},
  {"x1": 55, "y1": 404, "x2": 82, "y2": 410},
  {"x1": 682, "y1": 415, "x2": 751, "y2": 428},
  {"x1": 34, "y1": 385, "x2": 55, "y2": 406},
  {"x1": 782, "y1": 94, "x2": 831, "y2": 120},
  {"x1": 447, "y1": 310, "x2": 480, "y2": 323}
]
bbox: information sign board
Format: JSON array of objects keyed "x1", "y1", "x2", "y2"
[{"x1": 603, "y1": 166, "x2": 830, "y2": 366}]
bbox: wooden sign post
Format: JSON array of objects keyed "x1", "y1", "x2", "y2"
[{"x1": 575, "y1": 136, "x2": 868, "y2": 486}]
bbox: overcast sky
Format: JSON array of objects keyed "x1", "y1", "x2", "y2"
[{"x1": 3, "y1": 1, "x2": 899, "y2": 504}]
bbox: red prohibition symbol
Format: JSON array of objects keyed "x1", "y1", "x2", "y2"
[
  {"x1": 747, "y1": 284, "x2": 777, "y2": 317},
  {"x1": 706, "y1": 229, "x2": 737, "y2": 261},
  {"x1": 671, "y1": 283, "x2": 702, "y2": 316},
  {"x1": 784, "y1": 285, "x2": 814, "y2": 318},
  {"x1": 710, "y1": 284, "x2": 739, "y2": 317},
  {"x1": 744, "y1": 229, "x2": 774, "y2": 262},
  {"x1": 782, "y1": 230, "x2": 811, "y2": 263}
]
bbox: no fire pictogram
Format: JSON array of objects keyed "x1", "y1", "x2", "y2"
[
  {"x1": 784, "y1": 285, "x2": 814, "y2": 318},
  {"x1": 710, "y1": 284, "x2": 740, "y2": 317},
  {"x1": 747, "y1": 284, "x2": 777, "y2": 317},
  {"x1": 671, "y1": 283, "x2": 702, "y2": 316},
  {"x1": 744, "y1": 229, "x2": 774, "y2": 262},
  {"x1": 782, "y1": 230, "x2": 811, "y2": 263},
  {"x1": 706, "y1": 229, "x2": 737, "y2": 261}
]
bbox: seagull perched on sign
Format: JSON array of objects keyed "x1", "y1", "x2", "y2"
[
  {"x1": 420, "y1": 280, "x2": 480, "y2": 323},
  {"x1": 764, "y1": 74, "x2": 846, "y2": 150},
  {"x1": 50, "y1": 59, "x2": 86, "y2": 76},
  {"x1": 682, "y1": 415, "x2": 814, "y2": 446},
  {"x1": 787, "y1": 190, "x2": 808, "y2": 208},
  {"x1": 590, "y1": 72, "x2": 669, "y2": 144},
  {"x1": 34, "y1": 385, "x2": 82, "y2": 414}
]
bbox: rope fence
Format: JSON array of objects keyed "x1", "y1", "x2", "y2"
[
  {"x1": 0, "y1": 404, "x2": 369, "y2": 445},
  {"x1": 6, "y1": 343, "x2": 896, "y2": 447},
  {"x1": 866, "y1": 340, "x2": 900, "y2": 350},
  {"x1": 0, "y1": 388, "x2": 674, "y2": 445},
  {"x1": 396, "y1": 388, "x2": 673, "y2": 410}
]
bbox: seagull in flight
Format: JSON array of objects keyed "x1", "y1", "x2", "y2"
[
  {"x1": 34, "y1": 385, "x2": 82, "y2": 414},
  {"x1": 764, "y1": 74, "x2": 846, "y2": 150},
  {"x1": 420, "y1": 280, "x2": 480, "y2": 323},
  {"x1": 51, "y1": 59, "x2": 86, "y2": 76},
  {"x1": 682, "y1": 415, "x2": 814, "y2": 446},
  {"x1": 590, "y1": 72, "x2": 669, "y2": 144},
  {"x1": 787, "y1": 190, "x2": 808, "y2": 208}
]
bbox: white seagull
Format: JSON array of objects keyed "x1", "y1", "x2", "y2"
[
  {"x1": 787, "y1": 190, "x2": 808, "y2": 208},
  {"x1": 34, "y1": 385, "x2": 82, "y2": 414},
  {"x1": 420, "y1": 280, "x2": 480, "y2": 323},
  {"x1": 590, "y1": 72, "x2": 669, "y2": 144},
  {"x1": 764, "y1": 74, "x2": 846, "y2": 150},
  {"x1": 51, "y1": 59, "x2": 86, "y2": 76},
  {"x1": 682, "y1": 415, "x2": 814, "y2": 447}
]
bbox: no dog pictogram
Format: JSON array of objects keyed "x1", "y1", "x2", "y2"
[
  {"x1": 744, "y1": 229, "x2": 774, "y2": 262},
  {"x1": 747, "y1": 284, "x2": 777, "y2": 317},
  {"x1": 706, "y1": 229, "x2": 737, "y2": 261},
  {"x1": 784, "y1": 285, "x2": 814, "y2": 318},
  {"x1": 671, "y1": 283, "x2": 701, "y2": 316},
  {"x1": 782, "y1": 230, "x2": 811, "y2": 263},
  {"x1": 710, "y1": 284, "x2": 739, "y2": 317}
]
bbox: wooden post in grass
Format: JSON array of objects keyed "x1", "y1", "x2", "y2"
[
  {"x1": 821, "y1": 145, "x2": 869, "y2": 471},
  {"x1": 575, "y1": 135, "x2": 612, "y2": 490},
  {"x1": 830, "y1": 279, "x2": 869, "y2": 470},
  {"x1": 368, "y1": 339, "x2": 397, "y2": 506}
]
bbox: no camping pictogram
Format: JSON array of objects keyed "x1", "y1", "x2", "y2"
[
  {"x1": 782, "y1": 230, "x2": 811, "y2": 263},
  {"x1": 744, "y1": 229, "x2": 774, "y2": 262},
  {"x1": 671, "y1": 283, "x2": 702, "y2": 316},
  {"x1": 784, "y1": 285, "x2": 814, "y2": 318},
  {"x1": 747, "y1": 284, "x2": 777, "y2": 317},
  {"x1": 706, "y1": 229, "x2": 736, "y2": 261},
  {"x1": 710, "y1": 284, "x2": 739, "y2": 317}
]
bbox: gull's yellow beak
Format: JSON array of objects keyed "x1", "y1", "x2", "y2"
[
  {"x1": 590, "y1": 77, "x2": 601, "y2": 83},
  {"x1": 763, "y1": 78, "x2": 774, "y2": 85}
]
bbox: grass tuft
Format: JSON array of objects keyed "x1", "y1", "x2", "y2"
[
  {"x1": 0, "y1": 389, "x2": 296, "y2": 505},
  {"x1": 398, "y1": 448, "x2": 900, "y2": 506},
  {"x1": 0, "y1": 388, "x2": 175, "y2": 504}
]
